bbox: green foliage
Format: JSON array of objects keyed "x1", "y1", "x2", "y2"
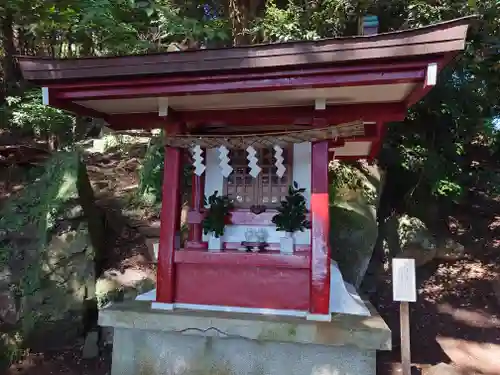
[
  {"x1": 252, "y1": 0, "x2": 500, "y2": 209},
  {"x1": 253, "y1": 0, "x2": 318, "y2": 42},
  {"x1": 376, "y1": 0, "x2": 499, "y2": 207},
  {"x1": 1, "y1": 90, "x2": 75, "y2": 147},
  {"x1": 329, "y1": 160, "x2": 377, "y2": 205},
  {"x1": 272, "y1": 181, "x2": 311, "y2": 233},
  {"x1": 138, "y1": 134, "x2": 164, "y2": 205},
  {"x1": 0, "y1": 151, "x2": 79, "y2": 233},
  {"x1": 137, "y1": 133, "x2": 192, "y2": 207},
  {"x1": 202, "y1": 191, "x2": 233, "y2": 238},
  {"x1": 0, "y1": 332, "x2": 25, "y2": 371},
  {"x1": 0, "y1": 151, "x2": 80, "y2": 333}
]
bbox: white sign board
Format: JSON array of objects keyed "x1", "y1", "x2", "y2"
[{"x1": 392, "y1": 258, "x2": 417, "y2": 302}]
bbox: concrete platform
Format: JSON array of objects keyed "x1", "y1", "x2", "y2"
[{"x1": 99, "y1": 300, "x2": 391, "y2": 375}]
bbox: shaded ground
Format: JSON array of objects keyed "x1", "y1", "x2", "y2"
[
  {"x1": 6, "y1": 346, "x2": 112, "y2": 375},
  {"x1": 84, "y1": 146, "x2": 158, "y2": 272},
  {"x1": 3, "y1": 142, "x2": 499, "y2": 375},
  {"x1": 376, "y1": 203, "x2": 500, "y2": 374}
]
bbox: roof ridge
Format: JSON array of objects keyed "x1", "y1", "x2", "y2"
[{"x1": 15, "y1": 16, "x2": 477, "y2": 62}]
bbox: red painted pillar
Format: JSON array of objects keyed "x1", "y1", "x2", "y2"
[
  {"x1": 156, "y1": 146, "x2": 182, "y2": 303},
  {"x1": 186, "y1": 171, "x2": 207, "y2": 249},
  {"x1": 310, "y1": 141, "x2": 331, "y2": 316},
  {"x1": 368, "y1": 122, "x2": 385, "y2": 161}
]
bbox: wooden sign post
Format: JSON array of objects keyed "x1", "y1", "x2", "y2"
[{"x1": 392, "y1": 258, "x2": 417, "y2": 375}]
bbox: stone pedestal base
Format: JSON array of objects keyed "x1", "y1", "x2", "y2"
[{"x1": 99, "y1": 301, "x2": 391, "y2": 375}]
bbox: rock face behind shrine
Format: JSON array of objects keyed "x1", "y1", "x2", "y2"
[
  {"x1": 0, "y1": 151, "x2": 102, "y2": 369},
  {"x1": 329, "y1": 160, "x2": 384, "y2": 287}
]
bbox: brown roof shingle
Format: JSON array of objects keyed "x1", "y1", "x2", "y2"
[{"x1": 16, "y1": 17, "x2": 473, "y2": 83}]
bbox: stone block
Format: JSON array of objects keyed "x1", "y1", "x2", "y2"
[
  {"x1": 82, "y1": 331, "x2": 99, "y2": 359},
  {"x1": 100, "y1": 301, "x2": 391, "y2": 375},
  {"x1": 101, "y1": 326, "x2": 114, "y2": 346},
  {"x1": 99, "y1": 301, "x2": 391, "y2": 351},
  {"x1": 111, "y1": 328, "x2": 376, "y2": 375}
]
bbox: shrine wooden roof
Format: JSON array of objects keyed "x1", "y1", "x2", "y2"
[
  {"x1": 13, "y1": 16, "x2": 472, "y2": 150},
  {"x1": 17, "y1": 17, "x2": 472, "y2": 83}
]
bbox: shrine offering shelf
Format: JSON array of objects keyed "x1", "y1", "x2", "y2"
[
  {"x1": 223, "y1": 242, "x2": 311, "y2": 252},
  {"x1": 175, "y1": 249, "x2": 310, "y2": 269}
]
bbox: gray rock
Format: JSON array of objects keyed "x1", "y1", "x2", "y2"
[
  {"x1": 330, "y1": 160, "x2": 384, "y2": 287},
  {"x1": 136, "y1": 224, "x2": 161, "y2": 238},
  {"x1": 0, "y1": 290, "x2": 18, "y2": 324},
  {"x1": 0, "y1": 152, "x2": 99, "y2": 347},
  {"x1": 0, "y1": 268, "x2": 11, "y2": 287},
  {"x1": 63, "y1": 203, "x2": 84, "y2": 220},
  {"x1": 82, "y1": 331, "x2": 99, "y2": 359},
  {"x1": 100, "y1": 326, "x2": 114, "y2": 346},
  {"x1": 398, "y1": 214, "x2": 436, "y2": 251},
  {"x1": 426, "y1": 363, "x2": 463, "y2": 375}
]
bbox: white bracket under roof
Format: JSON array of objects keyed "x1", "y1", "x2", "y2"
[
  {"x1": 315, "y1": 98, "x2": 326, "y2": 110},
  {"x1": 158, "y1": 97, "x2": 169, "y2": 117},
  {"x1": 425, "y1": 62, "x2": 438, "y2": 87},
  {"x1": 42, "y1": 87, "x2": 49, "y2": 105}
]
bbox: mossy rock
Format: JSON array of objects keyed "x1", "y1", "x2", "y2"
[
  {"x1": 0, "y1": 332, "x2": 25, "y2": 372},
  {"x1": 96, "y1": 274, "x2": 155, "y2": 308},
  {"x1": 397, "y1": 214, "x2": 436, "y2": 250},
  {"x1": 0, "y1": 150, "x2": 101, "y2": 343},
  {"x1": 329, "y1": 161, "x2": 384, "y2": 286}
]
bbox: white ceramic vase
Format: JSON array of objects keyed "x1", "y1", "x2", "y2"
[
  {"x1": 280, "y1": 232, "x2": 294, "y2": 255},
  {"x1": 152, "y1": 242, "x2": 159, "y2": 262},
  {"x1": 208, "y1": 234, "x2": 222, "y2": 252}
]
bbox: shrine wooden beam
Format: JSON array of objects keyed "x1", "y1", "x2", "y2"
[
  {"x1": 107, "y1": 103, "x2": 407, "y2": 130},
  {"x1": 47, "y1": 96, "x2": 111, "y2": 121},
  {"x1": 404, "y1": 52, "x2": 456, "y2": 106},
  {"x1": 175, "y1": 251, "x2": 310, "y2": 269},
  {"x1": 44, "y1": 59, "x2": 432, "y2": 91},
  {"x1": 106, "y1": 107, "x2": 184, "y2": 130},
  {"x1": 53, "y1": 69, "x2": 424, "y2": 101}
]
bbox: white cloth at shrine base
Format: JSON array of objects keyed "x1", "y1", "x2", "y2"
[{"x1": 329, "y1": 261, "x2": 370, "y2": 316}]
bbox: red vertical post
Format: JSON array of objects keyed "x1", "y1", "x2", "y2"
[
  {"x1": 367, "y1": 122, "x2": 385, "y2": 161},
  {"x1": 186, "y1": 171, "x2": 207, "y2": 249},
  {"x1": 156, "y1": 146, "x2": 182, "y2": 303},
  {"x1": 309, "y1": 141, "x2": 331, "y2": 318}
]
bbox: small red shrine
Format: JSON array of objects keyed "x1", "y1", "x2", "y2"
[{"x1": 18, "y1": 17, "x2": 471, "y2": 322}]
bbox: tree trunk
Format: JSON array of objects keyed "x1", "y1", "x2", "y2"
[
  {"x1": 81, "y1": 33, "x2": 93, "y2": 57},
  {"x1": 228, "y1": 0, "x2": 264, "y2": 45},
  {"x1": 67, "y1": 27, "x2": 74, "y2": 57},
  {"x1": 1, "y1": 8, "x2": 20, "y2": 96}
]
